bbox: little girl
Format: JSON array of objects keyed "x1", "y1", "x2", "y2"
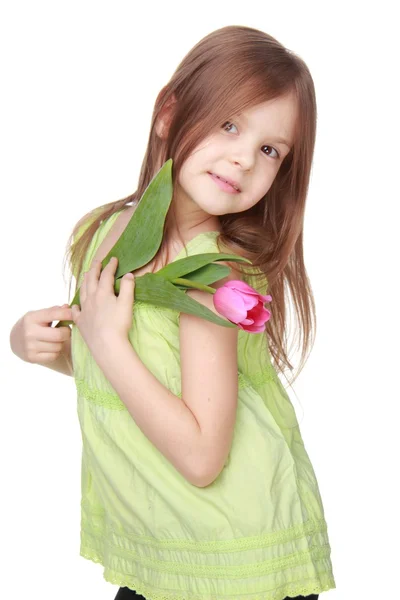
[{"x1": 10, "y1": 25, "x2": 336, "y2": 600}]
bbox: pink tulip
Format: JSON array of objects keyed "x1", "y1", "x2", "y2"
[{"x1": 213, "y1": 280, "x2": 272, "y2": 333}]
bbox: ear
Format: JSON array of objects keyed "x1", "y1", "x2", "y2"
[{"x1": 155, "y1": 93, "x2": 177, "y2": 140}]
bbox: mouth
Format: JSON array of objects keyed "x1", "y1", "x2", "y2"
[{"x1": 207, "y1": 172, "x2": 241, "y2": 192}]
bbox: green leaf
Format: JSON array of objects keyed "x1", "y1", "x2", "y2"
[
  {"x1": 65, "y1": 252, "x2": 249, "y2": 315},
  {"x1": 102, "y1": 158, "x2": 174, "y2": 278},
  {"x1": 180, "y1": 263, "x2": 230, "y2": 285},
  {"x1": 156, "y1": 252, "x2": 251, "y2": 280}
]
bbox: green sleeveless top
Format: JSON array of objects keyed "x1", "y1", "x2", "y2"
[{"x1": 71, "y1": 210, "x2": 336, "y2": 600}]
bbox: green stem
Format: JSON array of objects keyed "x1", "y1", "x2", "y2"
[{"x1": 172, "y1": 278, "x2": 216, "y2": 294}]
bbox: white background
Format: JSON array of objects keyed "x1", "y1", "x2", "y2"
[{"x1": 1, "y1": 1, "x2": 399, "y2": 598}]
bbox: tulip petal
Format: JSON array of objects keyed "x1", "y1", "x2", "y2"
[
  {"x1": 240, "y1": 322, "x2": 266, "y2": 333},
  {"x1": 224, "y1": 279, "x2": 260, "y2": 295},
  {"x1": 224, "y1": 280, "x2": 272, "y2": 306},
  {"x1": 240, "y1": 293, "x2": 259, "y2": 310},
  {"x1": 213, "y1": 287, "x2": 248, "y2": 323},
  {"x1": 252, "y1": 307, "x2": 271, "y2": 326},
  {"x1": 241, "y1": 317, "x2": 254, "y2": 325}
]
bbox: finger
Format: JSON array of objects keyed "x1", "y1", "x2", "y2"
[
  {"x1": 118, "y1": 272, "x2": 135, "y2": 305},
  {"x1": 86, "y1": 259, "x2": 103, "y2": 295},
  {"x1": 36, "y1": 340, "x2": 65, "y2": 353},
  {"x1": 34, "y1": 305, "x2": 73, "y2": 325},
  {"x1": 98, "y1": 256, "x2": 118, "y2": 291},
  {"x1": 59, "y1": 304, "x2": 73, "y2": 320},
  {"x1": 37, "y1": 323, "x2": 72, "y2": 343}
]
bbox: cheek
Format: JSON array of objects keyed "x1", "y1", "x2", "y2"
[
  {"x1": 177, "y1": 165, "x2": 192, "y2": 191},
  {"x1": 243, "y1": 181, "x2": 272, "y2": 211},
  {"x1": 257, "y1": 171, "x2": 275, "y2": 195},
  {"x1": 179, "y1": 154, "x2": 197, "y2": 179},
  {"x1": 178, "y1": 151, "x2": 207, "y2": 189}
]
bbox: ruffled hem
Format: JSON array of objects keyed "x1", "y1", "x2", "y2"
[{"x1": 80, "y1": 546, "x2": 336, "y2": 600}]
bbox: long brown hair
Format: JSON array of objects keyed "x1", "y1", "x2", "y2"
[{"x1": 64, "y1": 25, "x2": 317, "y2": 386}]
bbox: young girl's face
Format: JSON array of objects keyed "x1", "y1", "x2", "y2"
[{"x1": 176, "y1": 93, "x2": 298, "y2": 220}]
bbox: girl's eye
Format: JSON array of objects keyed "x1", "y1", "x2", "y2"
[
  {"x1": 221, "y1": 121, "x2": 280, "y2": 159},
  {"x1": 261, "y1": 145, "x2": 280, "y2": 159},
  {"x1": 222, "y1": 121, "x2": 238, "y2": 134}
]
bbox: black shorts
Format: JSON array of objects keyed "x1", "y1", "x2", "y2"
[{"x1": 114, "y1": 588, "x2": 319, "y2": 600}]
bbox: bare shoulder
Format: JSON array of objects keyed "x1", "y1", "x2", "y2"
[{"x1": 75, "y1": 203, "x2": 136, "y2": 234}]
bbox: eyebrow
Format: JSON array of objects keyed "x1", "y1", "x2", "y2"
[
  {"x1": 236, "y1": 113, "x2": 292, "y2": 149},
  {"x1": 270, "y1": 137, "x2": 292, "y2": 149}
]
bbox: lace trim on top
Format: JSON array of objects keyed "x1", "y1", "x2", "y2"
[
  {"x1": 80, "y1": 544, "x2": 335, "y2": 600},
  {"x1": 79, "y1": 511, "x2": 334, "y2": 595}
]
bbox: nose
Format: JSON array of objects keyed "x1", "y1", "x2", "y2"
[{"x1": 230, "y1": 143, "x2": 256, "y2": 171}]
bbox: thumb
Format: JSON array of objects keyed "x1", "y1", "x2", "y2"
[
  {"x1": 70, "y1": 303, "x2": 80, "y2": 322},
  {"x1": 120, "y1": 273, "x2": 135, "y2": 302}
]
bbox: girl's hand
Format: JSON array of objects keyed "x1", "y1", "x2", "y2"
[
  {"x1": 71, "y1": 257, "x2": 135, "y2": 355},
  {"x1": 10, "y1": 305, "x2": 73, "y2": 365}
]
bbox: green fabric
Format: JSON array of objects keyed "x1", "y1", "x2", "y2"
[{"x1": 71, "y1": 210, "x2": 336, "y2": 600}]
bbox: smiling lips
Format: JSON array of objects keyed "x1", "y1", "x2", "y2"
[{"x1": 208, "y1": 172, "x2": 241, "y2": 193}]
